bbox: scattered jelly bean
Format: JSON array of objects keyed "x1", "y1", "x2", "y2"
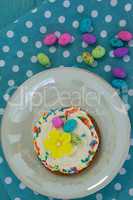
[
  {"x1": 82, "y1": 33, "x2": 96, "y2": 45},
  {"x1": 43, "y1": 33, "x2": 58, "y2": 46},
  {"x1": 37, "y1": 53, "x2": 50, "y2": 66},
  {"x1": 63, "y1": 119, "x2": 77, "y2": 132},
  {"x1": 82, "y1": 52, "x2": 94, "y2": 65},
  {"x1": 52, "y1": 116, "x2": 64, "y2": 128},
  {"x1": 92, "y1": 45, "x2": 106, "y2": 59},
  {"x1": 110, "y1": 38, "x2": 124, "y2": 48},
  {"x1": 58, "y1": 33, "x2": 72, "y2": 46},
  {"x1": 80, "y1": 18, "x2": 92, "y2": 33},
  {"x1": 112, "y1": 79, "x2": 128, "y2": 89},
  {"x1": 117, "y1": 31, "x2": 132, "y2": 42},
  {"x1": 113, "y1": 47, "x2": 129, "y2": 57},
  {"x1": 112, "y1": 67, "x2": 127, "y2": 79}
]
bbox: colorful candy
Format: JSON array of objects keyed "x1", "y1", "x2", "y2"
[
  {"x1": 63, "y1": 119, "x2": 77, "y2": 132},
  {"x1": 80, "y1": 18, "x2": 92, "y2": 33},
  {"x1": 82, "y1": 52, "x2": 94, "y2": 65},
  {"x1": 82, "y1": 33, "x2": 96, "y2": 45},
  {"x1": 58, "y1": 33, "x2": 72, "y2": 46},
  {"x1": 110, "y1": 38, "x2": 124, "y2": 48},
  {"x1": 112, "y1": 67, "x2": 127, "y2": 79},
  {"x1": 92, "y1": 45, "x2": 106, "y2": 59},
  {"x1": 37, "y1": 53, "x2": 50, "y2": 66},
  {"x1": 113, "y1": 47, "x2": 129, "y2": 57},
  {"x1": 117, "y1": 31, "x2": 132, "y2": 42},
  {"x1": 52, "y1": 116, "x2": 64, "y2": 128},
  {"x1": 112, "y1": 79, "x2": 128, "y2": 89},
  {"x1": 43, "y1": 33, "x2": 58, "y2": 46}
]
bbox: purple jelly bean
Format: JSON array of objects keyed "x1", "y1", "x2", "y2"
[
  {"x1": 82, "y1": 33, "x2": 96, "y2": 45},
  {"x1": 52, "y1": 116, "x2": 64, "y2": 128},
  {"x1": 112, "y1": 67, "x2": 127, "y2": 79},
  {"x1": 113, "y1": 47, "x2": 129, "y2": 57}
]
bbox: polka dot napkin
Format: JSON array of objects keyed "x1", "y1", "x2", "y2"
[{"x1": 0, "y1": 0, "x2": 133, "y2": 200}]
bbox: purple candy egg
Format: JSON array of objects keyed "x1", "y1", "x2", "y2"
[
  {"x1": 113, "y1": 47, "x2": 129, "y2": 57},
  {"x1": 112, "y1": 67, "x2": 127, "y2": 79},
  {"x1": 52, "y1": 116, "x2": 64, "y2": 128},
  {"x1": 82, "y1": 33, "x2": 96, "y2": 45}
]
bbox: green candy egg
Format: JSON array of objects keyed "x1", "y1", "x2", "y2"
[
  {"x1": 82, "y1": 52, "x2": 94, "y2": 65},
  {"x1": 92, "y1": 45, "x2": 106, "y2": 59},
  {"x1": 110, "y1": 38, "x2": 124, "y2": 48},
  {"x1": 37, "y1": 53, "x2": 50, "y2": 66}
]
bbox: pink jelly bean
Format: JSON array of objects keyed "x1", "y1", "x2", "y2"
[
  {"x1": 82, "y1": 33, "x2": 96, "y2": 44},
  {"x1": 52, "y1": 116, "x2": 64, "y2": 128},
  {"x1": 43, "y1": 33, "x2": 58, "y2": 46},
  {"x1": 113, "y1": 47, "x2": 129, "y2": 57},
  {"x1": 112, "y1": 67, "x2": 127, "y2": 79},
  {"x1": 58, "y1": 33, "x2": 72, "y2": 46},
  {"x1": 117, "y1": 31, "x2": 132, "y2": 42}
]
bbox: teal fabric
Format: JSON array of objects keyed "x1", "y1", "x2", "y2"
[{"x1": 0, "y1": 0, "x2": 133, "y2": 199}]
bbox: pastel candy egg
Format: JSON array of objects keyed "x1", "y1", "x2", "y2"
[
  {"x1": 63, "y1": 119, "x2": 77, "y2": 132},
  {"x1": 117, "y1": 31, "x2": 132, "y2": 42},
  {"x1": 52, "y1": 116, "x2": 64, "y2": 128},
  {"x1": 112, "y1": 67, "x2": 127, "y2": 79},
  {"x1": 43, "y1": 33, "x2": 58, "y2": 46},
  {"x1": 82, "y1": 52, "x2": 94, "y2": 65},
  {"x1": 112, "y1": 79, "x2": 128, "y2": 89},
  {"x1": 58, "y1": 33, "x2": 72, "y2": 46},
  {"x1": 82, "y1": 33, "x2": 96, "y2": 45},
  {"x1": 110, "y1": 38, "x2": 124, "y2": 48},
  {"x1": 92, "y1": 45, "x2": 106, "y2": 59},
  {"x1": 113, "y1": 47, "x2": 129, "y2": 57},
  {"x1": 37, "y1": 53, "x2": 50, "y2": 66},
  {"x1": 80, "y1": 18, "x2": 92, "y2": 33}
]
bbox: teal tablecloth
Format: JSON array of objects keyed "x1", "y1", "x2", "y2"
[{"x1": 0, "y1": 0, "x2": 133, "y2": 199}]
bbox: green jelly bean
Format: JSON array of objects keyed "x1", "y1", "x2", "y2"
[
  {"x1": 92, "y1": 45, "x2": 106, "y2": 59},
  {"x1": 37, "y1": 53, "x2": 50, "y2": 66},
  {"x1": 82, "y1": 52, "x2": 94, "y2": 65}
]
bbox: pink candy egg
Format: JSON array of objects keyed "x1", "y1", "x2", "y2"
[
  {"x1": 52, "y1": 116, "x2": 64, "y2": 128},
  {"x1": 117, "y1": 31, "x2": 132, "y2": 42},
  {"x1": 58, "y1": 33, "x2": 72, "y2": 46},
  {"x1": 43, "y1": 33, "x2": 58, "y2": 46}
]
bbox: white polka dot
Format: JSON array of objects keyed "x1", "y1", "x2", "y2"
[
  {"x1": 26, "y1": 70, "x2": 33, "y2": 77},
  {"x1": 54, "y1": 31, "x2": 61, "y2": 38},
  {"x1": 110, "y1": 0, "x2": 118, "y2": 7},
  {"x1": 58, "y1": 16, "x2": 66, "y2": 23},
  {"x1": 12, "y1": 65, "x2": 19, "y2": 72},
  {"x1": 44, "y1": 10, "x2": 52, "y2": 18},
  {"x1": 49, "y1": 46, "x2": 56, "y2": 53},
  {"x1": 119, "y1": 167, "x2": 126, "y2": 175},
  {"x1": 17, "y1": 50, "x2": 24, "y2": 58},
  {"x1": 128, "y1": 40, "x2": 133, "y2": 47},
  {"x1": 14, "y1": 198, "x2": 21, "y2": 200},
  {"x1": 25, "y1": 20, "x2": 33, "y2": 28},
  {"x1": 31, "y1": 56, "x2": 37, "y2": 63},
  {"x1": 100, "y1": 30, "x2": 108, "y2": 38},
  {"x1": 8, "y1": 80, "x2": 15, "y2": 87},
  {"x1": 59, "y1": 65, "x2": 64, "y2": 68},
  {"x1": 35, "y1": 41, "x2": 42, "y2": 48},
  {"x1": 91, "y1": 10, "x2": 98, "y2": 18},
  {"x1": 105, "y1": 15, "x2": 112, "y2": 23},
  {"x1": 0, "y1": 60, "x2": 5, "y2": 67},
  {"x1": 0, "y1": 108, "x2": 4, "y2": 115},
  {"x1": 91, "y1": 61, "x2": 98, "y2": 67},
  {"x1": 96, "y1": 193, "x2": 103, "y2": 200},
  {"x1": 48, "y1": 0, "x2": 56, "y2": 3},
  {"x1": 21, "y1": 36, "x2": 29, "y2": 43},
  {"x1": 31, "y1": 8, "x2": 38, "y2": 13},
  {"x1": 123, "y1": 55, "x2": 130, "y2": 62},
  {"x1": 0, "y1": 156, "x2": 3, "y2": 163},
  {"x1": 130, "y1": 138, "x2": 133, "y2": 146},
  {"x1": 40, "y1": 26, "x2": 47, "y2": 34},
  {"x1": 124, "y1": 103, "x2": 131, "y2": 111},
  {"x1": 109, "y1": 50, "x2": 115, "y2": 57},
  {"x1": 77, "y1": 4, "x2": 84, "y2": 13},
  {"x1": 128, "y1": 89, "x2": 133, "y2": 96},
  {"x1": 114, "y1": 183, "x2": 122, "y2": 191},
  {"x1": 119, "y1": 19, "x2": 127, "y2": 27},
  {"x1": 63, "y1": 50, "x2": 70, "y2": 58},
  {"x1": 129, "y1": 188, "x2": 133, "y2": 196},
  {"x1": 124, "y1": 3, "x2": 132, "y2": 12},
  {"x1": 19, "y1": 182, "x2": 26, "y2": 190},
  {"x1": 4, "y1": 177, "x2": 12, "y2": 184},
  {"x1": 72, "y1": 20, "x2": 79, "y2": 29},
  {"x1": 104, "y1": 65, "x2": 111, "y2": 72},
  {"x1": 76, "y1": 56, "x2": 83, "y2": 63},
  {"x1": 82, "y1": 41, "x2": 88, "y2": 48},
  {"x1": 126, "y1": 153, "x2": 131, "y2": 160},
  {"x1": 3, "y1": 94, "x2": 10, "y2": 101},
  {"x1": 34, "y1": 192, "x2": 39, "y2": 195},
  {"x1": 63, "y1": 0, "x2": 70, "y2": 8},
  {"x1": 6, "y1": 30, "x2": 14, "y2": 38},
  {"x1": 2, "y1": 45, "x2": 10, "y2": 53}
]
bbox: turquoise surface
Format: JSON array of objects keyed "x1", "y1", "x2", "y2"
[{"x1": 0, "y1": 0, "x2": 133, "y2": 199}]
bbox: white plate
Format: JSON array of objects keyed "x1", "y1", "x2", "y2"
[{"x1": 1, "y1": 67, "x2": 131, "y2": 199}]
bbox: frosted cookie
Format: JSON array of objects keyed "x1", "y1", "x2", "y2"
[{"x1": 32, "y1": 107, "x2": 100, "y2": 175}]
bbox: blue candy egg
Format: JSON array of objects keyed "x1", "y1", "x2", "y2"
[
  {"x1": 63, "y1": 119, "x2": 77, "y2": 132},
  {"x1": 110, "y1": 38, "x2": 124, "y2": 48},
  {"x1": 112, "y1": 79, "x2": 128, "y2": 89},
  {"x1": 80, "y1": 18, "x2": 92, "y2": 33}
]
